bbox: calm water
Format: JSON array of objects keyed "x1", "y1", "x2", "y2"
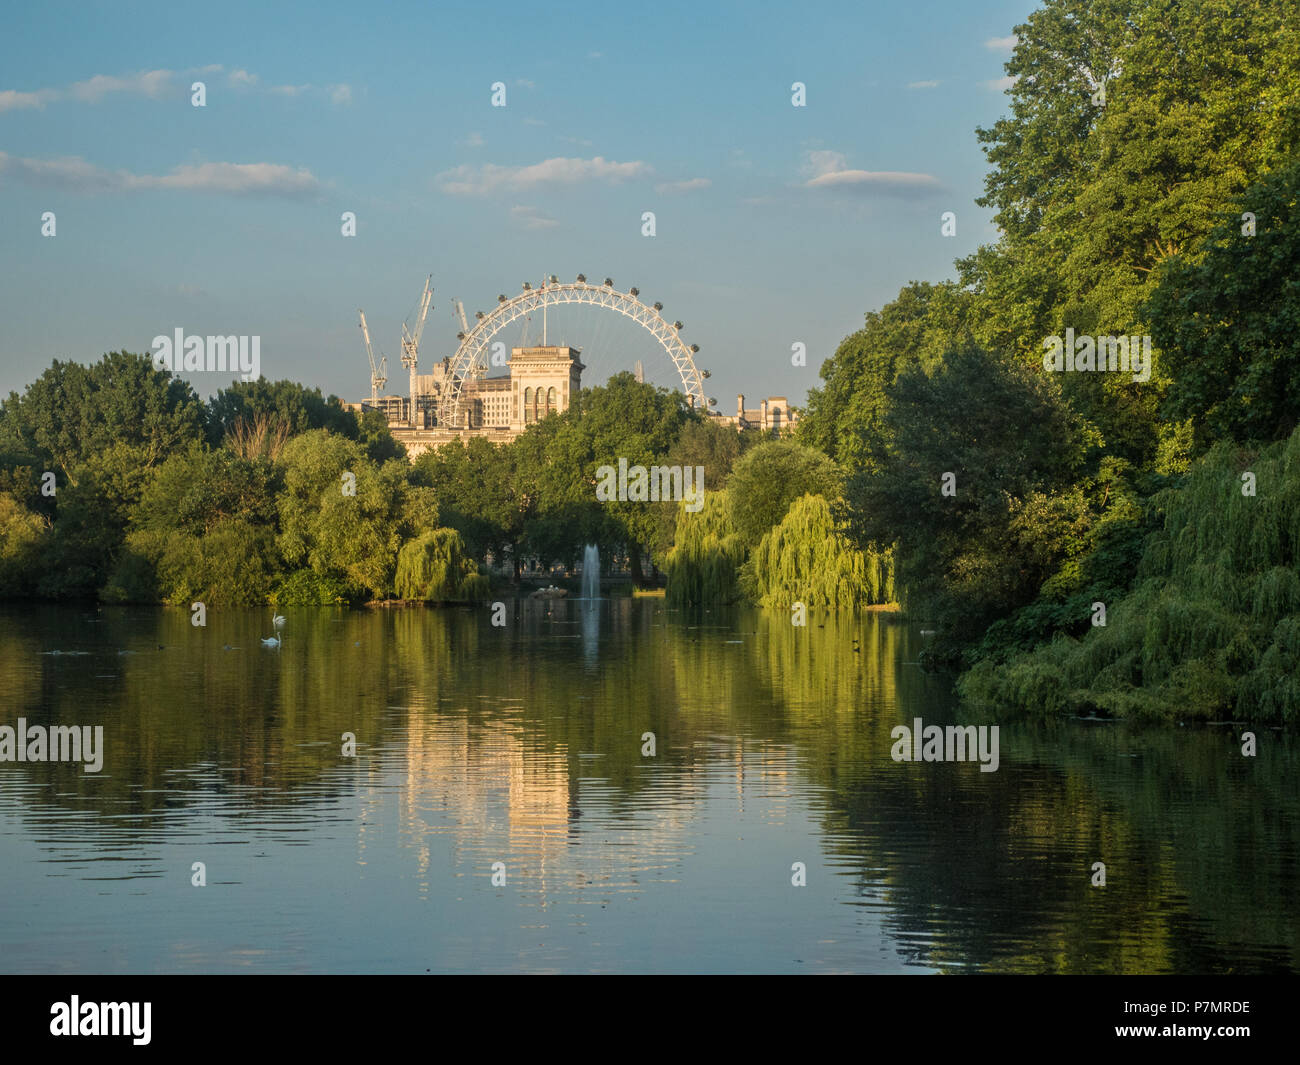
[{"x1": 0, "y1": 600, "x2": 1295, "y2": 974}]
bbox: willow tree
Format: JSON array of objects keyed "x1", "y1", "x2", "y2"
[
  {"x1": 742, "y1": 493, "x2": 894, "y2": 609},
  {"x1": 395, "y1": 528, "x2": 490, "y2": 603},
  {"x1": 960, "y1": 425, "x2": 1300, "y2": 723},
  {"x1": 665, "y1": 490, "x2": 745, "y2": 606}
]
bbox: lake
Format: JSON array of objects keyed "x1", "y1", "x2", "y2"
[{"x1": 0, "y1": 600, "x2": 1295, "y2": 974}]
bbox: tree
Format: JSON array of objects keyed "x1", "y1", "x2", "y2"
[
  {"x1": 725, "y1": 440, "x2": 842, "y2": 550},
  {"x1": 1147, "y1": 160, "x2": 1300, "y2": 449},
  {"x1": 963, "y1": 0, "x2": 1300, "y2": 465},
  {"x1": 800, "y1": 282, "x2": 972, "y2": 471},
  {"x1": 845, "y1": 342, "x2": 1092, "y2": 647},
  {"x1": 742, "y1": 494, "x2": 893, "y2": 609},
  {"x1": 276, "y1": 431, "x2": 425, "y2": 600},
  {"x1": 206, "y1": 379, "x2": 356, "y2": 447},
  {"x1": 0, "y1": 493, "x2": 49, "y2": 598},
  {"x1": 513, "y1": 373, "x2": 691, "y2": 578},
  {"x1": 0, "y1": 351, "x2": 205, "y2": 482},
  {"x1": 394, "y1": 528, "x2": 489, "y2": 602},
  {"x1": 413, "y1": 436, "x2": 516, "y2": 567},
  {"x1": 104, "y1": 445, "x2": 281, "y2": 605},
  {"x1": 665, "y1": 491, "x2": 745, "y2": 606}
]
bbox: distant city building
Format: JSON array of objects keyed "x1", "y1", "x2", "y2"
[
  {"x1": 347, "y1": 347, "x2": 795, "y2": 459},
  {"x1": 722, "y1": 393, "x2": 797, "y2": 432}
]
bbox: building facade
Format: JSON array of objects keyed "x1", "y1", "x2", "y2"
[
  {"x1": 722, "y1": 394, "x2": 797, "y2": 432},
  {"x1": 348, "y1": 348, "x2": 795, "y2": 459}
]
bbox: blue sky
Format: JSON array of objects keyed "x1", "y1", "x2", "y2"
[{"x1": 0, "y1": 0, "x2": 1032, "y2": 408}]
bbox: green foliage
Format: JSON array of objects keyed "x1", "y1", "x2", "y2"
[
  {"x1": 394, "y1": 528, "x2": 488, "y2": 602},
  {"x1": 356, "y1": 407, "x2": 407, "y2": 464},
  {"x1": 0, "y1": 493, "x2": 49, "y2": 598},
  {"x1": 665, "y1": 491, "x2": 745, "y2": 606},
  {"x1": 272, "y1": 569, "x2": 352, "y2": 606},
  {"x1": 206, "y1": 379, "x2": 356, "y2": 447},
  {"x1": 845, "y1": 342, "x2": 1092, "y2": 648},
  {"x1": 507, "y1": 372, "x2": 694, "y2": 575},
  {"x1": 0, "y1": 351, "x2": 206, "y2": 481},
  {"x1": 961, "y1": 0, "x2": 1300, "y2": 466},
  {"x1": 1148, "y1": 159, "x2": 1300, "y2": 449},
  {"x1": 726, "y1": 439, "x2": 842, "y2": 551},
  {"x1": 104, "y1": 445, "x2": 281, "y2": 605},
  {"x1": 277, "y1": 431, "x2": 417, "y2": 600},
  {"x1": 742, "y1": 494, "x2": 893, "y2": 608},
  {"x1": 413, "y1": 436, "x2": 516, "y2": 565},
  {"x1": 800, "y1": 281, "x2": 974, "y2": 471},
  {"x1": 646, "y1": 418, "x2": 761, "y2": 561},
  {"x1": 960, "y1": 427, "x2": 1300, "y2": 722},
  {"x1": 142, "y1": 521, "x2": 280, "y2": 607}
]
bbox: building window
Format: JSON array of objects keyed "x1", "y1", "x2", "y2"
[
  {"x1": 524, "y1": 387, "x2": 534, "y2": 424},
  {"x1": 546, "y1": 386, "x2": 557, "y2": 415}
]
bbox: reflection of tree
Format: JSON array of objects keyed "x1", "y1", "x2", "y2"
[
  {"x1": 717, "y1": 611, "x2": 1297, "y2": 973},
  {"x1": 2, "y1": 601, "x2": 1294, "y2": 973}
]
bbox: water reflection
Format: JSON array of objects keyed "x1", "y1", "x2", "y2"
[{"x1": 0, "y1": 601, "x2": 1294, "y2": 973}]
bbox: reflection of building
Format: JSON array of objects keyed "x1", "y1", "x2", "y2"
[{"x1": 396, "y1": 715, "x2": 574, "y2": 898}]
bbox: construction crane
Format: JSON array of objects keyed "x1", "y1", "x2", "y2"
[
  {"x1": 401, "y1": 275, "x2": 433, "y2": 428},
  {"x1": 357, "y1": 309, "x2": 386, "y2": 405}
]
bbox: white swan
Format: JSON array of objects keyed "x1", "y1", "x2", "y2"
[
  {"x1": 272, "y1": 614, "x2": 286, "y2": 630},
  {"x1": 261, "y1": 635, "x2": 281, "y2": 648}
]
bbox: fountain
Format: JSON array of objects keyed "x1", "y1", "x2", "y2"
[{"x1": 581, "y1": 544, "x2": 601, "y2": 599}]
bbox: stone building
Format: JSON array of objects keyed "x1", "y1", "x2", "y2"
[
  {"x1": 347, "y1": 345, "x2": 584, "y2": 459},
  {"x1": 347, "y1": 349, "x2": 795, "y2": 460},
  {"x1": 724, "y1": 393, "x2": 797, "y2": 432}
]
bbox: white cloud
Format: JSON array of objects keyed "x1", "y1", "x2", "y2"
[
  {"x1": 0, "y1": 88, "x2": 57, "y2": 112},
  {"x1": 148, "y1": 162, "x2": 320, "y2": 196},
  {"x1": 464, "y1": 131, "x2": 485, "y2": 148},
  {"x1": 68, "y1": 69, "x2": 175, "y2": 102},
  {"x1": 654, "y1": 177, "x2": 711, "y2": 195},
  {"x1": 510, "y1": 205, "x2": 559, "y2": 230},
  {"x1": 0, "y1": 152, "x2": 322, "y2": 198},
  {"x1": 907, "y1": 80, "x2": 941, "y2": 89},
  {"x1": 515, "y1": 79, "x2": 536, "y2": 89},
  {"x1": 984, "y1": 35, "x2": 1018, "y2": 51},
  {"x1": 0, "y1": 66, "x2": 352, "y2": 111},
  {"x1": 0, "y1": 152, "x2": 128, "y2": 191},
  {"x1": 523, "y1": 117, "x2": 546, "y2": 126},
  {"x1": 588, "y1": 51, "x2": 603, "y2": 59},
  {"x1": 437, "y1": 155, "x2": 651, "y2": 196},
  {"x1": 801, "y1": 150, "x2": 943, "y2": 197},
  {"x1": 983, "y1": 75, "x2": 1018, "y2": 91},
  {"x1": 802, "y1": 150, "x2": 849, "y2": 179}
]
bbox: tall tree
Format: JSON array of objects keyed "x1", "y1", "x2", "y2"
[{"x1": 1147, "y1": 160, "x2": 1300, "y2": 449}]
